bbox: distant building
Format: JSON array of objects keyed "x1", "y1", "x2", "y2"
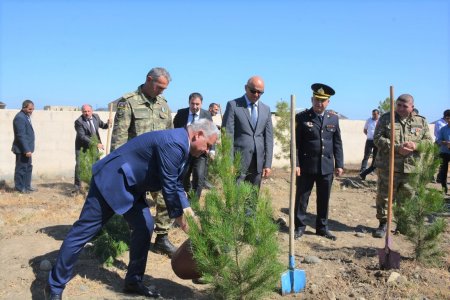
[
  {"x1": 0, "y1": 101, "x2": 6, "y2": 109},
  {"x1": 43, "y1": 105, "x2": 79, "y2": 111}
]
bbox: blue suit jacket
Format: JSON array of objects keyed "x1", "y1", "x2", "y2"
[
  {"x1": 92, "y1": 128, "x2": 190, "y2": 218},
  {"x1": 11, "y1": 110, "x2": 35, "y2": 154},
  {"x1": 295, "y1": 108, "x2": 344, "y2": 175}
]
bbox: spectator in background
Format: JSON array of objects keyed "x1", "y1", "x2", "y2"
[
  {"x1": 74, "y1": 104, "x2": 110, "y2": 189},
  {"x1": 434, "y1": 109, "x2": 450, "y2": 183},
  {"x1": 209, "y1": 103, "x2": 220, "y2": 116},
  {"x1": 222, "y1": 75, "x2": 274, "y2": 188},
  {"x1": 173, "y1": 92, "x2": 213, "y2": 199},
  {"x1": 11, "y1": 100, "x2": 36, "y2": 193},
  {"x1": 359, "y1": 109, "x2": 380, "y2": 180},
  {"x1": 436, "y1": 109, "x2": 450, "y2": 194}
]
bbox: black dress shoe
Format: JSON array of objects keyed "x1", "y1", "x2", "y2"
[
  {"x1": 294, "y1": 228, "x2": 305, "y2": 240},
  {"x1": 124, "y1": 282, "x2": 161, "y2": 298},
  {"x1": 316, "y1": 229, "x2": 337, "y2": 241},
  {"x1": 153, "y1": 234, "x2": 177, "y2": 258},
  {"x1": 44, "y1": 284, "x2": 62, "y2": 300},
  {"x1": 15, "y1": 187, "x2": 29, "y2": 194},
  {"x1": 192, "y1": 277, "x2": 208, "y2": 284}
]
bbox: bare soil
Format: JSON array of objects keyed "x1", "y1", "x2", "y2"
[{"x1": 0, "y1": 168, "x2": 449, "y2": 300}]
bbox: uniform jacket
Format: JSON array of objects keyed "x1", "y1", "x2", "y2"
[
  {"x1": 75, "y1": 113, "x2": 108, "y2": 151},
  {"x1": 374, "y1": 111, "x2": 432, "y2": 173},
  {"x1": 92, "y1": 128, "x2": 190, "y2": 218},
  {"x1": 111, "y1": 85, "x2": 173, "y2": 151},
  {"x1": 11, "y1": 110, "x2": 35, "y2": 154},
  {"x1": 222, "y1": 96, "x2": 274, "y2": 172},
  {"x1": 295, "y1": 108, "x2": 344, "y2": 175}
]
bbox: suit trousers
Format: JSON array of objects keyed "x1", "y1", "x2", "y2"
[
  {"x1": 183, "y1": 154, "x2": 208, "y2": 199},
  {"x1": 14, "y1": 153, "x2": 32, "y2": 191},
  {"x1": 48, "y1": 179, "x2": 154, "y2": 294},
  {"x1": 237, "y1": 153, "x2": 262, "y2": 189},
  {"x1": 294, "y1": 173, "x2": 333, "y2": 231},
  {"x1": 360, "y1": 139, "x2": 377, "y2": 172}
]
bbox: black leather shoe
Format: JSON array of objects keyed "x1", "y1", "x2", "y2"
[
  {"x1": 316, "y1": 229, "x2": 337, "y2": 241},
  {"x1": 15, "y1": 187, "x2": 29, "y2": 194},
  {"x1": 124, "y1": 282, "x2": 161, "y2": 298},
  {"x1": 294, "y1": 228, "x2": 305, "y2": 240},
  {"x1": 153, "y1": 234, "x2": 177, "y2": 258},
  {"x1": 44, "y1": 284, "x2": 62, "y2": 300},
  {"x1": 372, "y1": 222, "x2": 386, "y2": 238}
]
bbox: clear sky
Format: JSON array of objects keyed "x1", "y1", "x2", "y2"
[{"x1": 1, "y1": 0, "x2": 448, "y2": 121}]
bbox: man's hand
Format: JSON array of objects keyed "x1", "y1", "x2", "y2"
[
  {"x1": 262, "y1": 168, "x2": 271, "y2": 178},
  {"x1": 296, "y1": 167, "x2": 301, "y2": 176},
  {"x1": 175, "y1": 207, "x2": 199, "y2": 233},
  {"x1": 399, "y1": 142, "x2": 415, "y2": 156},
  {"x1": 97, "y1": 143, "x2": 105, "y2": 150},
  {"x1": 335, "y1": 168, "x2": 344, "y2": 177},
  {"x1": 25, "y1": 152, "x2": 32, "y2": 158}
]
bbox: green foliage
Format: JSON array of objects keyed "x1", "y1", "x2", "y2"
[
  {"x1": 378, "y1": 97, "x2": 390, "y2": 114},
  {"x1": 273, "y1": 101, "x2": 290, "y2": 160},
  {"x1": 93, "y1": 215, "x2": 130, "y2": 266},
  {"x1": 187, "y1": 129, "x2": 284, "y2": 299},
  {"x1": 394, "y1": 142, "x2": 447, "y2": 266},
  {"x1": 79, "y1": 136, "x2": 101, "y2": 184}
]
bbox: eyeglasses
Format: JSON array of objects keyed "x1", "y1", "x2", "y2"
[{"x1": 248, "y1": 87, "x2": 264, "y2": 95}]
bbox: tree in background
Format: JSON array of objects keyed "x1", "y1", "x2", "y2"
[
  {"x1": 79, "y1": 136, "x2": 130, "y2": 266},
  {"x1": 187, "y1": 130, "x2": 284, "y2": 299},
  {"x1": 273, "y1": 100, "x2": 290, "y2": 160},
  {"x1": 378, "y1": 97, "x2": 390, "y2": 114},
  {"x1": 394, "y1": 142, "x2": 447, "y2": 266}
]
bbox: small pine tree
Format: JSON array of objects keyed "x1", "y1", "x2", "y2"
[
  {"x1": 394, "y1": 142, "x2": 447, "y2": 266},
  {"x1": 187, "y1": 130, "x2": 284, "y2": 299},
  {"x1": 378, "y1": 97, "x2": 390, "y2": 114},
  {"x1": 79, "y1": 136, "x2": 101, "y2": 185},
  {"x1": 273, "y1": 100, "x2": 290, "y2": 160},
  {"x1": 78, "y1": 136, "x2": 130, "y2": 266}
]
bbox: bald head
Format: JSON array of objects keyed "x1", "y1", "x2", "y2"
[{"x1": 245, "y1": 76, "x2": 265, "y2": 103}]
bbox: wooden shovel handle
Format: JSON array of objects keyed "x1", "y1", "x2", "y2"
[
  {"x1": 289, "y1": 95, "x2": 297, "y2": 256},
  {"x1": 385, "y1": 86, "x2": 395, "y2": 247},
  {"x1": 105, "y1": 103, "x2": 114, "y2": 155}
]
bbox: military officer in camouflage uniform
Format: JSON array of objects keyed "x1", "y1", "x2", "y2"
[
  {"x1": 111, "y1": 67, "x2": 177, "y2": 257},
  {"x1": 372, "y1": 94, "x2": 433, "y2": 238}
]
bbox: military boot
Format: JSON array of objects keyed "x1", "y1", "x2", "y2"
[
  {"x1": 153, "y1": 234, "x2": 177, "y2": 258},
  {"x1": 372, "y1": 222, "x2": 387, "y2": 238}
]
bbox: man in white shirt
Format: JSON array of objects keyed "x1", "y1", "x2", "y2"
[{"x1": 360, "y1": 109, "x2": 380, "y2": 180}]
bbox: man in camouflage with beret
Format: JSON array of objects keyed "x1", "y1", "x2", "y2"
[
  {"x1": 372, "y1": 94, "x2": 433, "y2": 238},
  {"x1": 111, "y1": 67, "x2": 177, "y2": 257}
]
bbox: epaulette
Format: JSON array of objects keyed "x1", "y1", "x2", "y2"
[
  {"x1": 122, "y1": 92, "x2": 135, "y2": 100},
  {"x1": 156, "y1": 95, "x2": 168, "y2": 103}
]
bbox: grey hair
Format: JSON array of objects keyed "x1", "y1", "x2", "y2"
[
  {"x1": 397, "y1": 94, "x2": 414, "y2": 104},
  {"x1": 147, "y1": 67, "x2": 172, "y2": 82},
  {"x1": 188, "y1": 118, "x2": 220, "y2": 138},
  {"x1": 81, "y1": 104, "x2": 93, "y2": 110}
]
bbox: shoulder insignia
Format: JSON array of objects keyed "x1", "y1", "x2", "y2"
[
  {"x1": 156, "y1": 95, "x2": 168, "y2": 103},
  {"x1": 117, "y1": 101, "x2": 127, "y2": 109}
]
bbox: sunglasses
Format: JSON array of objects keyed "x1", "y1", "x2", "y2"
[{"x1": 248, "y1": 88, "x2": 264, "y2": 95}]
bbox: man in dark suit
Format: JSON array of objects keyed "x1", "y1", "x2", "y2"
[
  {"x1": 46, "y1": 119, "x2": 219, "y2": 300},
  {"x1": 173, "y1": 92, "x2": 213, "y2": 199},
  {"x1": 74, "y1": 104, "x2": 110, "y2": 188},
  {"x1": 222, "y1": 76, "x2": 274, "y2": 188},
  {"x1": 11, "y1": 99, "x2": 36, "y2": 193},
  {"x1": 294, "y1": 83, "x2": 344, "y2": 241}
]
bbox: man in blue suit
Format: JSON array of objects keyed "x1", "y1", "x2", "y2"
[
  {"x1": 11, "y1": 99, "x2": 36, "y2": 193},
  {"x1": 173, "y1": 92, "x2": 214, "y2": 199},
  {"x1": 294, "y1": 83, "x2": 344, "y2": 241},
  {"x1": 46, "y1": 119, "x2": 219, "y2": 300},
  {"x1": 222, "y1": 76, "x2": 274, "y2": 188}
]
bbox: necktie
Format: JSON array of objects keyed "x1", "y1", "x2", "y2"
[
  {"x1": 88, "y1": 119, "x2": 96, "y2": 135},
  {"x1": 251, "y1": 103, "x2": 257, "y2": 127},
  {"x1": 318, "y1": 115, "x2": 323, "y2": 124},
  {"x1": 191, "y1": 114, "x2": 197, "y2": 124}
]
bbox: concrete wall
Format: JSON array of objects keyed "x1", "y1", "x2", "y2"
[{"x1": 0, "y1": 110, "x2": 435, "y2": 181}]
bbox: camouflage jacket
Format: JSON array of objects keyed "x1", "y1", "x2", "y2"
[
  {"x1": 374, "y1": 111, "x2": 432, "y2": 173},
  {"x1": 111, "y1": 85, "x2": 172, "y2": 151}
]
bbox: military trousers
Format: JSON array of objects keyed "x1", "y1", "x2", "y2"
[
  {"x1": 375, "y1": 169, "x2": 414, "y2": 222},
  {"x1": 147, "y1": 191, "x2": 173, "y2": 235}
]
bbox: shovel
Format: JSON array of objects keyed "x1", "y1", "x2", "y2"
[
  {"x1": 377, "y1": 86, "x2": 401, "y2": 269},
  {"x1": 281, "y1": 95, "x2": 306, "y2": 295}
]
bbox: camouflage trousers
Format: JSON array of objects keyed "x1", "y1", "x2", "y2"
[
  {"x1": 376, "y1": 169, "x2": 415, "y2": 222},
  {"x1": 147, "y1": 191, "x2": 173, "y2": 235}
]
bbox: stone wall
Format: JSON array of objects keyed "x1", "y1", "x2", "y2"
[{"x1": 0, "y1": 110, "x2": 435, "y2": 181}]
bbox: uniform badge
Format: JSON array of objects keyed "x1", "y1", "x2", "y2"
[
  {"x1": 306, "y1": 122, "x2": 313, "y2": 127},
  {"x1": 411, "y1": 127, "x2": 422, "y2": 134},
  {"x1": 326, "y1": 124, "x2": 335, "y2": 129},
  {"x1": 162, "y1": 107, "x2": 166, "y2": 113},
  {"x1": 117, "y1": 101, "x2": 127, "y2": 109}
]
